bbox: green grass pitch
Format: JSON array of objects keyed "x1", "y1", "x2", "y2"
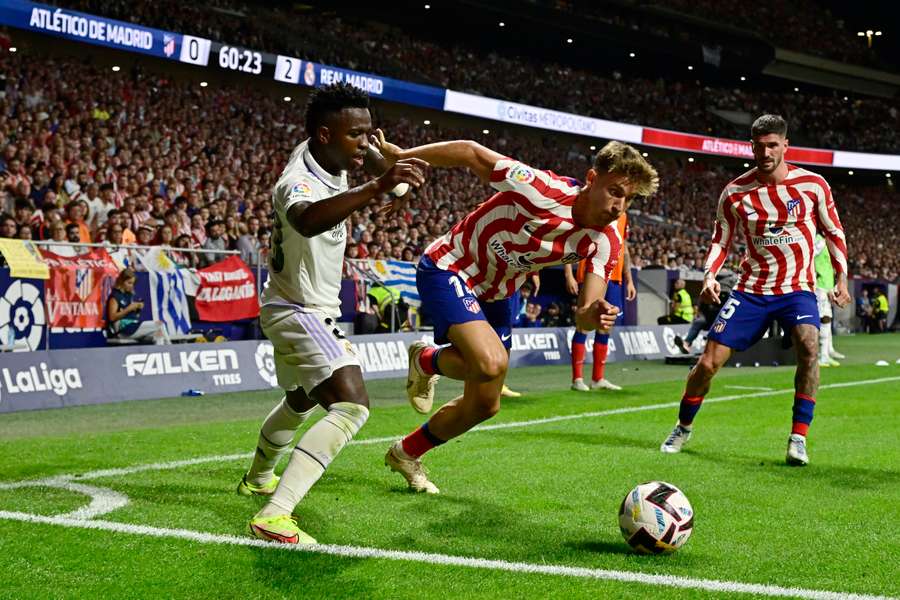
[{"x1": 1, "y1": 334, "x2": 899, "y2": 599}]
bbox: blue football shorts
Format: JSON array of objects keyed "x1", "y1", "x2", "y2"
[
  {"x1": 417, "y1": 255, "x2": 515, "y2": 350},
  {"x1": 707, "y1": 289, "x2": 819, "y2": 351}
]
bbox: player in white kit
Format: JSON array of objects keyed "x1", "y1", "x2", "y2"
[{"x1": 236, "y1": 83, "x2": 427, "y2": 544}]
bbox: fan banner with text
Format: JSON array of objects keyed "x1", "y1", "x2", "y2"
[
  {"x1": 194, "y1": 256, "x2": 259, "y2": 322},
  {"x1": 39, "y1": 248, "x2": 118, "y2": 329}
]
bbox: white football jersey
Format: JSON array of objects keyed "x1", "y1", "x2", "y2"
[{"x1": 261, "y1": 139, "x2": 349, "y2": 315}]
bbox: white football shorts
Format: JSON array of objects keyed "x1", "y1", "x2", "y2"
[
  {"x1": 815, "y1": 288, "x2": 833, "y2": 320},
  {"x1": 260, "y1": 302, "x2": 360, "y2": 393}
]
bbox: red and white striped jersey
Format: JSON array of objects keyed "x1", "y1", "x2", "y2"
[
  {"x1": 704, "y1": 164, "x2": 847, "y2": 295},
  {"x1": 425, "y1": 159, "x2": 622, "y2": 301}
]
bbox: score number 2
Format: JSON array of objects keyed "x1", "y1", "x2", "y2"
[{"x1": 274, "y1": 55, "x2": 302, "y2": 84}]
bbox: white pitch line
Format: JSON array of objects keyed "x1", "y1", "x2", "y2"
[
  {"x1": 0, "y1": 510, "x2": 892, "y2": 600},
  {"x1": 4, "y1": 375, "x2": 899, "y2": 488},
  {"x1": 725, "y1": 385, "x2": 774, "y2": 391}
]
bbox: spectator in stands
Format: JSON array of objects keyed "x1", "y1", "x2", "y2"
[
  {"x1": 65, "y1": 223, "x2": 82, "y2": 245},
  {"x1": 0, "y1": 214, "x2": 16, "y2": 238},
  {"x1": 157, "y1": 225, "x2": 175, "y2": 247},
  {"x1": 136, "y1": 225, "x2": 155, "y2": 247},
  {"x1": 16, "y1": 223, "x2": 32, "y2": 240},
  {"x1": 13, "y1": 197, "x2": 34, "y2": 228},
  {"x1": 367, "y1": 283, "x2": 408, "y2": 333},
  {"x1": 658, "y1": 279, "x2": 694, "y2": 325},
  {"x1": 200, "y1": 219, "x2": 226, "y2": 267},
  {"x1": 190, "y1": 213, "x2": 207, "y2": 247},
  {"x1": 675, "y1": 271, "x2": 736, "y2": 353},
  {"x1": 45, "y1": 221, "x2": 76, "y2": 256},
  {"x1": 256, "y1": 231, "x2": 270, "y2": 265},
  {"x1": 856, "y1": 289, "x2": 873, "y2": 333},
  {"x1": 163, "y1": 208, "x2": 189, "y2": 239},
  {"x1": 520, "y1": 301, "x2": 544, "y2": 328},
  {"x1": 541, "y1": 302, "x2": 566, "y2": 328},
  {"x1": 89, "y1": 183, "x2": 117, "y2": 230},
  {"x1": 64, "y1": 200, "x2": 91, "y2": 243},
  {"x1": 872, "y1": 288, "x2": 890, "y2": 333},
  {"x1": 107, "y1": 210, "x2": 137, "y2": 245},
  {"x1": 171, "y1": 234, "x2": 200, "y2": 268},
  {"x1": 105, "y1": 268, "x2": 168, "y2": 344},
  {"x1": 237, "y1": 216, "x2": 262, "y2": 266}
]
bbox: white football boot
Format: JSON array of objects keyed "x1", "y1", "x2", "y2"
[
  {"x1": 406, "y1": 342, "x2": 440, "y2": 414},
  {"x1": 591, "y1": 378, "x2": 622, "y2": 391},
  {"x1": 786, "y1": 434, "x2": 809, "y2": 466},
  {"x1": 660, "y1": 423, "x2": 693, "y2": 453},
  {"x1": 570, "y1": 378, "x2": 590, "y2": 392},
  {"x1": 385, "y1": 441, "x2": 440, "y2": 494}
]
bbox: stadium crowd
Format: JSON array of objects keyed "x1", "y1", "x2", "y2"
[
  {"x1": 0, "y1": 52, "x2": 897, "y2": 284},
  {"x1": 654, "y1": 0, "x2": 882, "y2": 68},
  {"x1": 53, "y1": 0, "x2": 900, "y2": 153}
]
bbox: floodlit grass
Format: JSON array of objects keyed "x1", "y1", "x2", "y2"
[{"x1": 2, "y1": 334, "x2": 899, "y2": 599}]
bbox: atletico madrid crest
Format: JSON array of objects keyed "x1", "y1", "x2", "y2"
[
  {"x1": 786, "y1": 198, "x2": 801, "y2": 216},
  {"x1": 463, "y1": 297, "x2": 481, "y2": 314}
]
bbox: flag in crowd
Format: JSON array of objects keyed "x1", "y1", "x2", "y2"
[
  {"x1": 345, "y1": 259, "x2": 420, "y2": 307},
  {"x1": 139, "y1": 247, "x2": 191, "y2": 336}
]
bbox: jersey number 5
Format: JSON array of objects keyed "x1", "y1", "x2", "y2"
[{"x1": 719, "y1": 297, "x2": 741, "y2": 320}]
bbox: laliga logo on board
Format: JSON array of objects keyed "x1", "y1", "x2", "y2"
[
  {"x1": 0, "y1": 280, "x2": 45, "y2": 352},
  {"x1": 255, "y1": 342, "x2": 279, "y2": 387},
  {"x1": 0, "y1": 362, "x2": 83, "y2": 403},
  {"x1": 662, "y1": 327, "x2": 681, "y2": 356}
]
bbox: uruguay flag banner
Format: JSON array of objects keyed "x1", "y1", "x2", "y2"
[
  {"x1": 139, "y1": 247, "x2": 191, "y2": 335},
  {"x1": 345, "y1": 259, "x2": 420, "y2": 307},
  {"x1": 376, "y1": 260, "x2": 420, "y2": 307}
]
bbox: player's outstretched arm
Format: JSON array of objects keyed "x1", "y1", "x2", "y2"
[
  {"x1": 574, "y1": 273, "x2": 618, "y2": 331},
  {"x1": 371, "y1": 130, "x2": 503, "y2": 183},
  {"x1": 701, "y1": 189, "x2": 734, "y2": 292},
  {"x1": 563, "y1": 263, "x2": 579, "y2": 295},
  {"x1": 623, "y1": 242, "x2": 636, "y2": 301},
  {"x1": 287, "y1": 158, "x2": 427, "y2": 238}
]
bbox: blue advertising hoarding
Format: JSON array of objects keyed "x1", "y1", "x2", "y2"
[{"x1": 0, "y1": 0, "x2": 185, "y2": 59}]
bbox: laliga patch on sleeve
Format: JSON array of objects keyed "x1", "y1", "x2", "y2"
[
  {"x1": 288, "y1": 179, "x2": 314, "y2": 201},
  {"x1": 506, "y1": 163, "x2": 535, "y2": 185}
]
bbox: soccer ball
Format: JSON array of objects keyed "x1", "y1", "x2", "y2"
[{"x1": 618, "y1": 481, "x2": 694, "y2": 554}]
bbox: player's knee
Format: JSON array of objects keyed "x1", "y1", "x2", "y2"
[
  {"x1": 472, "y1": 349, "x2": 508, "y2": 381},
  {"x1": 312, "y1": 366, "x2": 369, "y2": 409},
  {"x1": 471, "y1": 397, "x2": 501, "y2": 421},
  {"x1": 796, "y1": 341, "x2": 818, "y2": 365},
  {"x1": 695, "y1": 355, "x2": 721, "y2": 379}
]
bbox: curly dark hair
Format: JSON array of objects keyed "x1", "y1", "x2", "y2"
[{"x1": 304, "y1": 83, "x2": 370, "y2": 137}]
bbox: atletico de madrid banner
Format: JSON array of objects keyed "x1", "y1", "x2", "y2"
[
  {"x1": 40, "y1": 248, "x2": 119, "y2": 329},
  {"x1": 195, "y1": 256, "x2": 259, "y2": 322}
]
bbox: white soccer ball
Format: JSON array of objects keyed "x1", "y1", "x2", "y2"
[
  {"x1": 389, "y1": 182, "x2": 410, "y2": 197},
  {"x1": 618, "y1": 481, "x2": 694, "y2": 554}
]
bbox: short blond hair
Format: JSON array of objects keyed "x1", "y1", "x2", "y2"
[{"x1": 592, "y1": 141, "x2": 659, "y2": 197}]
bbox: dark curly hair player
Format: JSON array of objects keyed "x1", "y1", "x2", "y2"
[{"x1": 237, "y1": 82, "x2": 428, "y2": 544}]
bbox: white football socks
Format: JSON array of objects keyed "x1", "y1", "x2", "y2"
[
  {"x1": 260, "y1": 401, "x2": 369, "y2": 517},
  {"x1": 818, "y1": 324, "x2": 832, "y2": 364},
  {"x1": 246, "y1": 396, "x2": 317, "y2": 486}
]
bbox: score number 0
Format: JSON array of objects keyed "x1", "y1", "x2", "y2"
[{"x1": 179, "y1": 35, "x2": 212, "y2": 66}]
